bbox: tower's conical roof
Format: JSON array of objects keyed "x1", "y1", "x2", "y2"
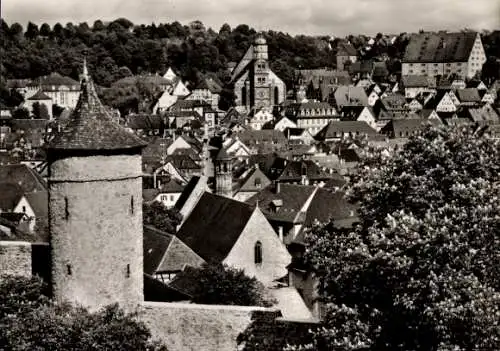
[{"x1": 47, "y1": 61, "x2": 146, "y2": 152}]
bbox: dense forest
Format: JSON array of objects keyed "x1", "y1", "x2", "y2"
[
  {"x1": 0, "y1": 18, "x2": 416, "y2": 88},
  {"x1": 1, "y1": 18, "x2": 499, "y2": 110}
]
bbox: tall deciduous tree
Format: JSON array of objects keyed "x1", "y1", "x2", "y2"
[{"x1": 299, "y1": 125, "x2": 500, "y2": 350}]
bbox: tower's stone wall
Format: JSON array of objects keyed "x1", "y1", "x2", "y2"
[{"x1": 49, "y1": 154, "x2": 143, "y2": 311}]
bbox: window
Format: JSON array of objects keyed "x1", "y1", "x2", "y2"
[
  {"x1": 274, "y1": 87, "x2": 279, "y2": 105},
  {"x1": 170, "y1": 195, "x2": 174, "y2": 202},
  {"x1": 130, "y1": 196, "x2": 134, "y2": 214},
  {"x1": 254, "y1": 241, "x2": 263, "y2": 264},
  {"x1": 64, "y1": 197, "x2": 69, "y2": 220},
  {"x1": 126, "y1": 264, "x2": 130, "y2": 278},
  {"x1": 67, "y1": 264, "x2": 72, "y2": 275},
  {"x1": 22, "y1": 206, "x2": 26, "y2": 213}
]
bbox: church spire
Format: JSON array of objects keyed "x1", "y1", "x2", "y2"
[{"x1": 82, "y1": 56, "x2": 89, "y2": 81}]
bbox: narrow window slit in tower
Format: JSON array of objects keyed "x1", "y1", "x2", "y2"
[
  {"x1": 64, "y1": 197, "x2": 69, "y2": 220},
  {"x1": 126, "y1": 264, "x2": 130, "y2": 278},
  {"x1": 67, "y1": 264, "x2": 72, "y2": 275},
  {"x1": 130, "y1": 196, "x2": 134, "y2": 215}
]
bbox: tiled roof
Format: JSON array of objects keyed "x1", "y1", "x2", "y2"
[
  {"x1": 304, "y1": 189, "x2": 357, "y2": 227},
  {"x1": 333, "y1": 86, "x2": 368, "y2": 107},
  {"x1": 166, "y1": 154, "x2": 201, "y2": 170},
  {"x1": 0, "y1": 182, "x2": 24, "y2": 211},
  {"x1": 113, "y1": 74, "x2": 174, "y2": 87},
  {"x1": 27, "y1": 90, "x2": 52, "y2": 101},
  {"x1": 246, "y1": 183, "x2": 316, "y2": 223},
  {"x1": 143, "y1": 188, "x2": 160, "y2": 202},
  {"x1": 169, "y1": 99, "x2": 210, "y2": 110},
  {"x1": 315, "y1": 121, "x2": 378, "y2": 140},
  {"x1": 401, "y1": 75, "x2": 432, "y2": 88},
  {"x1": 277, "y1": 160, "x2": 341, "y2": 182},
  {"x1": 194, "y1": 78, "x2": 222, "y2": 94},
  {"x1": 126, "y1": 114, "x2": 166, "y2": 130},
  {"x1": 456, "y1": 88, "x2": 481, "y2": 103},
  {"x1": 176, "y1": 192, "x2": 255, "y2": 262},
  {"x1": 29, "y1": 73, "x2": 80, "y2": 88},
  {"x1": 143, "y1": 225, "x2": 174, "y2": 275},
  {"x1": 236, "y1": 130, "x2": 288, "y2": 145},
  {"x1": 382, "y1": 118, "x2": 442, "y2": 136},
  {"x1": 47, "y1": 73, "x2": 147, "y2": 152},
  {"x1": 0, "y1": 164, "x2": 47, "y2": 193},
  {"x1": 403, "y1": 32, "x2": 477, "y2": 63},
  {"x1": 24, "y1": 191, "x2": 48, "y2": 219},
  {"x1": 465, "y1": 105, "x2": 500, "y2": 124},
  {"x1": 337, "y1": 42, "x2": 357, "y2": 56}
]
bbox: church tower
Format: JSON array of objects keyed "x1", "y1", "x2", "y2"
[
  {"x1": 47, "y1": 60, "x2": 147, "y2": 311},
  {"x1": 215, "y1": 147, "x2": 233, "y2": 198},
  {"x1": 252, "y1": 34, "x2": 271, "y2": 109}
]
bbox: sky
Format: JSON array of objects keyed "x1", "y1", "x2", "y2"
[{"x1": 2, "y1": 0, "x2": 499, "y2": 36}]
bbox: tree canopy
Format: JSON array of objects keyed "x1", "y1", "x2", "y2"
[
  {"x1": 143, "y1": 201, "x2": 182, "y2": 233},
  {"x1": 299, "y1": 125, "x2": 500, "y2": 350},
  {"x1": 175, "y1": 263, "x2": 276, "y2": 307},
  {"x1": 0, "y1": 275, "x2": 167, "y2": 350}
]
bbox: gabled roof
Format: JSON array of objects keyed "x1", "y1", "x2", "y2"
[
  {"x1": 403, "y1": 31, "x2": 477, "y2": 63},
  {"x1": 126, "y1": 114, "x2": 165, "y2": 130},
  {"x1": 194, "y1": 78, "x2": 222, "y2": 94},
  {"x1": 333, "y1": 86, "x2": 368, "y2": 107},
  {"x1": 236, "y1": 166, "x2": 271, "y2": 193},
  {"x1": 0, "y1": 164, "x2": 47, "y2": 193},
  {"x1": 277, "y1": 160, "x2": 342, "y2": 182},
  {"x1": 0, "y1": 183, "x2": 24, "y2": 211},
  {"x1": 464, "y1": 105, "x2": 500, "y2": 124},
  {"x1": 48, "y1": 69, "x2": 146, "y2": 152},
  {"x1": 246, "y1": 184, "x2": 316, "y2": 223},
  {"x1": 29, "y1": 73, "x2": 79, "y2": 88},
  {"x1": 456, "y1": 88, "x2": 481, "y2": 103},
  {"x1": 315, "y1": 121, "x2": 378, "y2": 140},
  {"x1": 143, "y1": 225, "x2": 174, "y2": 275},
  {"x1": 236, "y1": 130, "x2": 288, "y2": 145},
  {"x1": 27, "y1": 90, "x2": 52, "y2": 101},
  {"x1": 337, "y1": 42, "x2": 357, "y2": 56},
  {"x1": 24, "y1": 191, "x2": 48, "y2": 219},
  {"x1": 382, "y1": 118, "x2": 442, "y2": 136},
  {"x1": 401, "y1": 75, "x2": 432, "y2": 88},
  {"x1": 176, "y1": 192, "x2": 255, "y2": 262},
  {"x1": 304, "y1": 189, "x2": 357, "y2": 227}
]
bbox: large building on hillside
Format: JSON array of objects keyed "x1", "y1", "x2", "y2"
[
  {"x1": 402, "y1": 32, "x2": 486, "y2": 79},
  {"x1": 25, "y1": 73, "x2": 81, "y2": 109},
  {"x1": 230, "y1": 35, "x2": 286, "y2": 111}
]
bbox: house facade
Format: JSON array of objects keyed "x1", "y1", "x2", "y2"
[{"x1": 25, "y1": 73, "x2": 81, "y2": 109}]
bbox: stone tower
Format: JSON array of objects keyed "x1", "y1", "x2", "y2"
[
  {"x1": 47, "y1": 61, "x2": 147, "y2": 311},
  {"x1": 252, "y1": 34, "x2": 271, "y2": 108},
  {"x1": 215, "y1": 147, "x2": 233, "y2": 198}
]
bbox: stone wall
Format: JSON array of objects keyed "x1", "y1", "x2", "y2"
[
  {"x1": 140, "y1": 301, "x2": 278, "y2": 351},
  {"x1": 49, "y1": 154, "x2": 143, "y2": 311},
  {"x1": 0, "y1": 241, "x2": 32, "y2": 277}
]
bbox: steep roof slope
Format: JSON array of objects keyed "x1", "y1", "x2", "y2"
[
  {"x1": 176, "y1": 192, "x2": 254, "y2": 262},
  {"x1": 403, "y1": 32, "x2": 477, "y2": 63},
  {"x1": 47, "y1": 66, "x2": 146, "y2": 152}
]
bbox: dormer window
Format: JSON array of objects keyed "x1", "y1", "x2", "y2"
[{"x1": 254, "y1": 241, "x2": 263, "y2": 264}]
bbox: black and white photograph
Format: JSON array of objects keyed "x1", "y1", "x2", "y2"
[{"x1": 0, "y1": 0, "x2": 499, "y2": 349}]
